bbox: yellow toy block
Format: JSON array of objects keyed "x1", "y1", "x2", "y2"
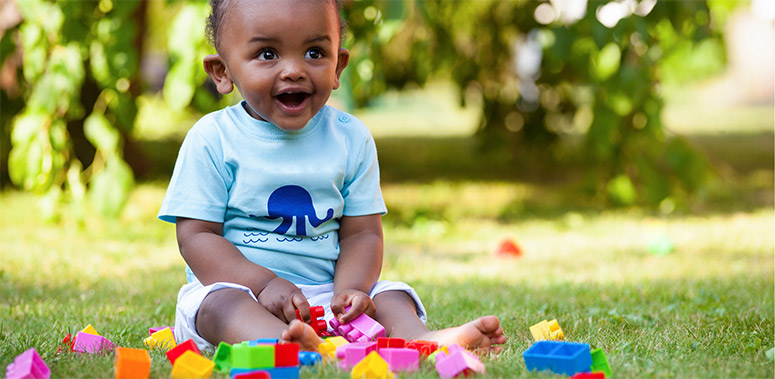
[
  {"x1": 351, "y1": 351, "x2": 393, "y2": 379},
  {"x1": 81, "y1": 324, "x2": 100, "y2": 336},
  {"x1": 115, "y1": 347, "x2": 151, "y2": 379},
  {"x1": 427, "y1": 345, "x2": 450, "y2": 365},
  {"x1": 143, "y1": 327, "x2": 177, "y2": 351},
  {"x1": 170, "y1": 350, "x2": 214, "y2": 379},
  {"x1": 318, "y1": 336, "x2": 349, "y2": 361},
  {"x1": 529, "y1": 319, "x2": 564, "y2": 341}
]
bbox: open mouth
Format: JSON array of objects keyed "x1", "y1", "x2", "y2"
[{"x1": 274, "y1": 92, "x2": 310, "y2": 109}]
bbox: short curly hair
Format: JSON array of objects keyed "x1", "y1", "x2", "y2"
[{"x1": 206, "y1": 0, "x2": 347, "y2": 52}]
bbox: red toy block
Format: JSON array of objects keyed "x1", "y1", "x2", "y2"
[
  {"x1": 406, "y1": 340, "x2": 439, "y2": 357},
  {"x1": 295, "y1": 306, "x2": 329, "y2": 337},
  {"x1": 571, "y1": 372, "x2": 606, "y2": 379},
  {"x1": 496, "y1": 238, "x2": 522, "y2": 257},
  {"x1": 57, "y1": 333, "x2": 75, "y2": 353},
  {"x1": 166, "y1": 339, "x2": 202, "y2": 365},
  {"x1": 275, "y1": 343, "x2": 300, "y2": 367},
  {"x1": 377, "y1": 337, "x2": 406, "y2": 350},
  {"x1": 233, "y1": 371, "x2": 270, "y2": 379}
]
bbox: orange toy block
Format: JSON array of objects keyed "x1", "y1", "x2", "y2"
[{"x1": 115, "y1": 347, "x2": 151, "y2": 379}]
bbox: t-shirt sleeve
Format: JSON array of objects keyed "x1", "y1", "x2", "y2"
[
  {"x1": 157, "y1": 126, "x2": 231, "y2": 224},
  {"x1": 341, "y1": 133, "x2": 387, "y2": 216}
]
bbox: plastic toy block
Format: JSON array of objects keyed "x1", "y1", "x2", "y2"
[
  {"x1": 571, "y1": 372, "x2": 606, "y2": 379},
  {"x1": 143, "y1": 327, "x2": 177, "y2": 351},
  {"x1": 81, "y1": 324, "x2": 100, "y2": 336},
  {"x1": 298, "y1": 351, "x2": 322, "y2": 366},
  {"x1": 351, "y1": 351, "x2": 393, "y2": 379},
  {"x1": 434, "y1": 344, "x2": 485, "y2": 378},
  {"x1": 329, "y1": 307, "x2": 386, "y2": 343},
  {"x1": 522, "y1": 340, "x2": 592, "y2": 376},
  {"x1": 496, "y1": 238, "x2": 523, "y2": 257},
  {"x1": 318, "y1": 336, "x2": 349, "y2": 361},
  {"x1": 232, "y1": 342, "x2": 274, "y2": 369},
  {"x1": 166, "y1": 338, "x2": 202, "y2": 365},
  {"x1": 529, "y1": 319, "x2": 564, "y2": 341},
  {"x1": 337, "y1": 341, "x2": 378, "y2": 369},
  {"x1": 171, "y1": 350, "x2": 215, "y2": 379},
  {"x1": 378, "y1": 348, "x2": 419, "y2": 372},
  {"x1": 57, "y1": 333, "x2": 75, "y2": 353},
  {"x1": 149, "y1": 326, "x2": 175, "y2": 336},
  {"x1": 405, "y1": 340, "x2": 439, "y2": 357},
  {"x1": 213, "y1": 342, "x2": 232, "y2": 373},
  {"x1": 377, "y1": 337, "x2": 405, "y2": 350},
  {"x1": 249, "y1": 339, "x2": 278, "y2": 345},
  {"x1": 233, "y1": 370, "x2": 270, "y2": 379},
  {"x1": 73, "y1": 331, "x2": 116, "y2": 354},
  {"x1": 296, "y1": 306, "x2": 329, "y2": 336},
  {"x1": 5, "y1": 348, "x2": 50, "y2": 379},
  {"x1": 427, "y1": 346, "x2": 449, "y2": 365},
  {"x1": 115, "y1": 347, "x2": 151, "y2": 379},
  {"x1": 275, "y1": 343, "x2": 300, "y2": 367},
  {"x1": 590, "y1": 348, "x2": 612, "y2": 377},
  {"x1": 231, "y1": 366, "x2": 299, "y2": 379}
]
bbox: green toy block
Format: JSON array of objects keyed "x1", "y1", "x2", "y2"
[
  {"x1": 213, "y1": 342, "x2": 232, "y2": 373},
  {"x1": 232, "y1": 342, "x2": 275, "y2": 369},
  {"x1": 590, "y1": 348, "x2": 612, "y2": 377}
]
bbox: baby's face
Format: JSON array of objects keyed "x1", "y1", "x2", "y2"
[{"x1": 218, "y1": 0, "x2": 347, "y2": 130}]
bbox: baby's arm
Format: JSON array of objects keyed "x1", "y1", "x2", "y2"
[
  {"x1": 331, "y1": 214, "x2": 383, "y2": 324},
  {"x1": 176, "y1": 217, "x2": 311, "y2": 322}
]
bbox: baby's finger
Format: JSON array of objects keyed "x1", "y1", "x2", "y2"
[
  {"x1": 292, "y1": 293, "x2": 311, "y2": 322},
  {"x1": 330, "y1": 294, "x2": 349, "y2": 319}
]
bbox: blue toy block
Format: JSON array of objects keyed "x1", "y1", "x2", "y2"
[
  {"x1": 249, "y1": 339, "x2": 279, "y2": 346},
  {"x1": 231, "y1": 366, "x2": 299, "y2": 379},
  {"x1": 298, "y1": 351, "x2": 322, "y2": 366},
  {"x1": 522, "y1": 341, "x2": 592, "y2": 376}
]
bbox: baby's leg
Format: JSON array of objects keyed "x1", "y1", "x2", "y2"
[
  {"x1": 196, "y1": 288, "x2": 322, "y2": 350},
  {"x1": 373, "y1": 291, "x2": 506, "y2": 353}
]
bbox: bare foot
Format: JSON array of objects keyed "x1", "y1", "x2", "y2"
[
  {"x1": 420, "y1": 316, "x2": 507, "y2": 354},
  {"x1": 280, "y1": 320, "x2": 324, "y2": 351}
]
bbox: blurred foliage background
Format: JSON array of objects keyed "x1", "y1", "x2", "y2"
[{"x1": 0, "y1": 0, "x2": 772, "y2": 220}]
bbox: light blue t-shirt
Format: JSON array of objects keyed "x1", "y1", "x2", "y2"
[{"x1": 158, "y1": 102, "x2": 387, "y2": 285}]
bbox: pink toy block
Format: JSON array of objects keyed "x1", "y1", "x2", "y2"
[
  {"x1": 149, "y1": 326, "x2": 175, "y2": 336},
  {"x1": 378, "y1": 348, "x2": 420, "y2": 372},
  {"x1": 73, "y1": 331, "x2": 116, "y2": 354},
  {"x1": 6, "y1": 348, "x2": 50, "y2": 379},
  {"x1": 336, "y1": 341, "x2": 377, "y2": 369},
  {"x1": 435, "y1": 344, "x2": 485, "y2": 378},
  {"x1": 329, "y1": 307, "x2": 386, "y2": 343}
]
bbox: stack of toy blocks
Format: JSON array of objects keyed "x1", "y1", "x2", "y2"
[
  {"x1": 295, "y1": 305, "x2": 330, "y2": 337},
  {"x1": 114, "y1": 347, "x2": 151, "y2": 379},
  {"x1": 522, "y1": 340, "x2": 593, "y2": 376},
  {"x1": 434, "y1": 344, "x2": 486, "y2": 378},
  {"x1": 143, "y1": 327, "x2": 176, "y2": 351},
  {"x1": 329, "y1": 307, "x2": 386, "y2": 342},
  {"x1": 5, "y1": 348, "x2": 50, "y2": 379},
  {"x1": 529, "y1": 319, "x2": 564, "y2": 341},
  {"x1": 221, "y1": 340, "x2": 301, "y2": 379},
  {"x1": 73, "y1": 324, "x2": 116, "y2": 354},
  {"x1": 375, "y1": 338, "x2": 419, "y2": 373},
  {"x1": 337, "y1": 341, "x2": 377, "y2": 369}
]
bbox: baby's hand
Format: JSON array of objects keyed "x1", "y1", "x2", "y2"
[
  {"x1": 258, "y1": 277, "x2": 310, "y2": 323},
  {"x1": 331, "y1": 289, "x2": 376, "y2": 324}
]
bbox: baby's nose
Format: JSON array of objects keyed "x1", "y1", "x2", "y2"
[{"x1": 280, "y1": 59, "x2": 306, "y2": 81}]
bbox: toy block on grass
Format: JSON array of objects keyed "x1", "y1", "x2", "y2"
[
  {"x1": 115, "y1": 347, "x2": 151, "y2": 379},
  {"x1": 81, "y1": 324, "x2": 100, "y2": 336},
  {"x1": 232, "y1": 342, "x2": 274, "y2": 369},
  {"x1": 231, "y1": 366, "x2": 299, "y2": 379},
  {"x1": 351, "y1": 351, "x2": 393, "y2": 379},
  {"x1": 73, "y1": 331, "x2": 116, "y2": 354},
  {"x1": 275, "y1": 343, "x2": 300, "y2": 367},
  {"x1": 405, "y1": 340, "x2": 439, "y2": 357},
  {"x1": 590, "y1": 348, "x2": 612, "y2": 377},
  {"x1": 213, "y1": 342, "x2": 232, "y2": 373},
  {"x1": 529, "y1": 319, "x2": 564, "y2": 341},
  {"x1": 427, "y1": 346, "x2": 449, "y2": 365},
  {"x1": 376, "y1": 337, "x2": 405, "y2": 350},
  {"x1": 143, "y1": 327, "x2": 176, "y2": 351},
  {"x1": 57, "y1": 333, "x2": 75, "y2": 353},
  {"x1": 337, "y1": 341, "x2": 378, "y2": 369},
  {"x1": 318, "y1": 336, "x2": 349, "y2": 361},
  {"x1": 434, "y1": 344, "x2": 485, "y2": 378},
  {"x1": 298, "y1": 351, "x2": 322, "y2": 366},
  {"x1": 522, "y1": 340, "x2": 592, "y2": 376},
  {"x1": 166, "y1": 338, "x2": 202, "y2": 365},
  {"x1": 571, "y1": 372, "x2": 606, "y2": 379},
  {"x1": 378, "y1": 347, "x2": 419, "y2": 372},
  {"x1": 249, "y1": 339, "x2": 278, "y2": 345},
  {"x1": 296, "y1": 306, "x2": 329, "y2": 337},
  {"x1": 171, "y1": 350, "x2": 214, "y2": 379},
  {"x1": 149, "y1": 326, "x2": 175, "y2": 336},
  {"x1": 329, "y1": 307, "x2": 386, "y2": 342},
  {"x1": 5, "y1": 348, "x2": 50, "y2": 379},
  {"x1": 233, "y1": 370, "x2": 270, "y2": 379}
]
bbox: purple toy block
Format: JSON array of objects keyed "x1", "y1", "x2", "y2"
[
  {"x1": 149, "y1": 326, "x2": 175, "y2": 336},
  {"x1": 378, "y1": 347, "x2": 420, "y2": 372},
  {"x1": 73, "y1": 331, "x2": 116, "y2": 354},
  {"x1": 435, "y1": 344, "x2": 485, "y2": 378},
  {"x1": 328, "y1": 307, "x2": 386, "y2": 343},
  {"x1": 6, "y1": 348, "x2": 50, "y2": 379},
  {"x1": 335, "y1": 341, "x2": 377, "y2": 369}
]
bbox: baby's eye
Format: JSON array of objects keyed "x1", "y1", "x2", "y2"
[
  {"x1": 258, "y1": 49, "x2": 277, "y2": 60},
  {"x1": 305, "y1": 48, "x2": 324, "y2": 59}
]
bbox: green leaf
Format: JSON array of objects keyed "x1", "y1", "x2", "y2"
[
  {"x1": 592, "y1": 42, "x2": 621, "y2": 80},
  {"x1": 84, "y1": 112, "x2": 120, "y2": 154},
  {"x1": 163, "y1": 62, "x2": 195, "y2": 111},
  {"x1": 89, "y1": 156, "x2": 134, "y2": 218},
  {"x1": 607, "y1": 174, "x2": 637, "y2": 206}
]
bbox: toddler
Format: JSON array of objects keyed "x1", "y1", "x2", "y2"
[{"x1": 158, "y1": 0, "x2": 506, "y2": 352}]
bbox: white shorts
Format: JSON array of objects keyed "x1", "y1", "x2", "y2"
[{"x1": 174, "y1": 280, "x2": 427, "y2": 351}]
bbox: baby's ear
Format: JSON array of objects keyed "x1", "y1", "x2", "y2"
[
  {"x1": 333, "y1": 48, "x2": 350, "y2": 90},
  {"x1": 203, "y1": 54, "x2": 234, "y2": 94}
]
